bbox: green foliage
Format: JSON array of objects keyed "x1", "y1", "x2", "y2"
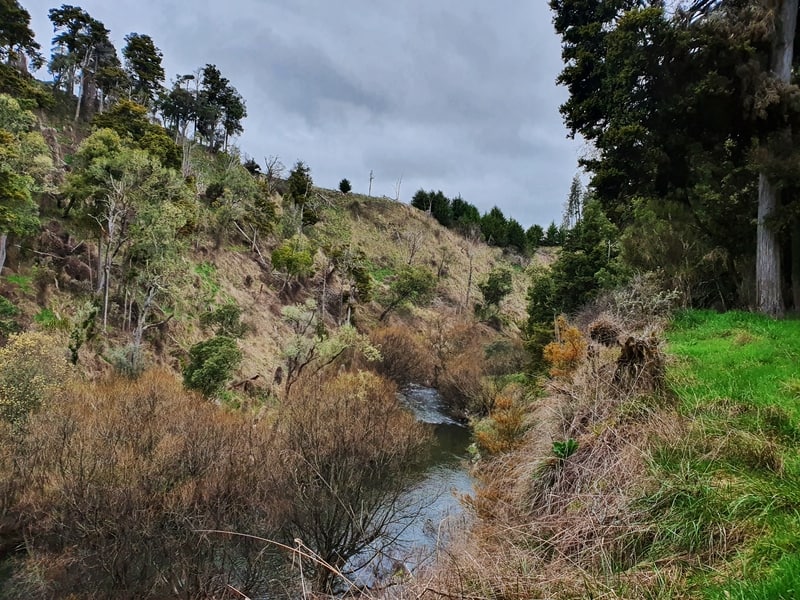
[
  {"x1": 0, "y1": 0, "x2": 43, "y2": 68},
  {"x1": 527, "y1": 201, "x2": 621, "y2": 319},
  {"x1": 477, "y1": 266, "x2": 513, "y2": 317},
  {"x1": 200, "y1": 303, "x2": 246, "y2": 338},
  {"x1": 67, "y1": 301, "x2": 97, "y2": 364},
  {"x1": 0, "y1": 94, "x2": 51, "y2": 242},
  {"x1": 552, "y1": 438, "x2": 578, "y2": 460},
  {"x1": 338, "y1": 178, "x2": 351, "y2": 194},
  {"x1": 412, "y1": 189, "x2": 452, "y2": 227},
  {"x1": 380, "y1": 265, "x2": 436, "y2": 320},
  {"x1": 0, "y1": 63, "x2": 51, "y2": 108},
  {"x1": 286, "y1": 160, "x2": 312, "y2": 206},
  {"x1": 526, "y1": 224, "x2": 544, "y2": 249},
  {"x1": 480, "y1": 206, "x2": 508, "y2": 247},
  {"x1": 183, "y1": 335, "x2": 242, "y2": 397},
  {"x1": 271, "y1": 235, "x2": 315, "y2": 283},
  {"x1": 0, "y1": 295, "x2": 20, "y2": 338},
  {"x1": 122, "y1": 33, "x2": 164, "y2": 107},
  {"x1": 92, "y1": 100, "x2": 181, "y2": 169}
]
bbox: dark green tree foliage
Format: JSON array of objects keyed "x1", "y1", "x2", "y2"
[
  {"x1": 542, "y1": 221, "x2": 563, "y2": 246},
  {"x1": 242, "y1": 158, "x2": 261, "y2": 176},
  {"x1": 287, "y1": 160, "x2": 312, "y2": 206},
  {"x1": 195, "y1": 64, "x2": 246, "y2": 150},
  {"x1": 48, "y1": 5, "x2": 119, "y2": 120},
  {"x1": 479, "y1": 266, "x2": 513, "y2": 308},
  {"x1": 411, "y1": 189, "x2": 453, "y2": 227},
  {"x1": 338, "y1": 178, "x2": 352, "y2": 194},
  {"x1": 523, "y1": 265, "x2": 557, "y2": 373},
  {"x1": 528, "y1": 200, "x2": 620, "y2": 320},
  {"x1": 481, "y1": 206, "x2": 508, "y2": 247},
  {"x1": 526, "y1": 224, "x2": 544, "y2": 249},
  {"x1": 506, "y1": 218, "x2": 527, "y2": 253},
  {"x1": 451, "y1": 195, "x2": 481, "y2": 230},
  {"x1": 549, "y1": 0, "x2": 800, "y2": 312},
  {"x1": 0, "y1": 0, "x2": 42, "y2": 69},
  {"x1": 122, "y1": 33, "x2": 164, "y2": 107},
  {"x1": 183, "y1": 335, "x2": 242, "y2": 397},
  {"x1": 159, "y1": 79, "x2": 196, "y2": 141},
  {"x1": 200, "y1": 303, "x2": 246, "y2": 338}
]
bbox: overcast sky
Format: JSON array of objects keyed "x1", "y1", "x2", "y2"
[{"x1": 23, "y1": 1, "x2": 582, "y2": 228}]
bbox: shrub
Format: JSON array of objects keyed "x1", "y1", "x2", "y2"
[
  {"x1": 0, "y1": 295, "x2": 20, "y2": 340},
  {"x1": 1, "y1": 370, "x2": 283, "y2": 599},
  {"x1": 543, "y1": 316, "x2": 587, "y2": 378},
  {"x1": 370, "y1": 325, "x2": 433, "y2": 384},
  {"x1": 275, "y1": 370, "x2": 429, "y2": 593},
  {"x1": 183, "y1": 335, "x2": 242, "y2": 397},
  {"x1": 0, "y1": 331, "x2": 69, "y2": 427},
  {"x1": 338, "y1": 178, "x2": 352, "y2": 194},
  {"x1": 588, "y1": 315, "x2": 621, "y2": 347},
  {"x1": 199, "y1": 302, "x2": 247, "y2": 338},
  {"x1": 473, "y1": 385, "x2": 527, "y2": 455}
]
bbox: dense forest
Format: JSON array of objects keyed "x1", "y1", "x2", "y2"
[{"x1": 1, "y1": 0, "x2": 800, "y2": 598}]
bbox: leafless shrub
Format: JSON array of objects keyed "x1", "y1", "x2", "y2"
[
  {"x1": 588, "y1": 314, "x2": 622, "y2": 347},
  {"x1": 271, "y1": 369, "x2": 430, "y2": 594},
  {"x1": 370, "y1": 325, "x2": 434, "y2": 385},
  {"x1": 1, "y1": 370, "x2": 284, "y2": 599},
  {"x1": 578, "y1": 272, "x2": 682, "y2": 332}
]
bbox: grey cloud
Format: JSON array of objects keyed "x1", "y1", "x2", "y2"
[{"x1": 22, "y1": 0, "x2": 581, "y2": 227}]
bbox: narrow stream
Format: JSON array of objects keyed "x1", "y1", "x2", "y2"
[{"x1": 349, "y1": 384, "x2": 474, "y2": 588}]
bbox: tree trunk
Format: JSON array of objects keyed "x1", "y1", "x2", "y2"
[
  {"x1": 757, "y1": 174, "x2": 784, "y2": 317},
  {"x1": 756, "y1": 0, "x2": 797, "y2": 318},
  {"x1": 0, "y1": 233, "x2": 7, "y2": 276}
]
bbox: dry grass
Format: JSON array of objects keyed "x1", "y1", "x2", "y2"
[{"x1": 405, "y1": 324, "x2": 686, "y2": 599}]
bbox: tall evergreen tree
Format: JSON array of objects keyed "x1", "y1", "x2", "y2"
[
  {"x1": 122, "y1": 33, "x2": 164, "y2": 108},
  {"x1": 0, "y1": 0, "x2": 43, "y2": 69}
]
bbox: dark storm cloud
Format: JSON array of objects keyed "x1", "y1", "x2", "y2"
[{"x1": 22, "y1": 0, "x2": 581, "y2": 227}]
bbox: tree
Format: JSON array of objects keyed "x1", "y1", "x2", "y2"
[
  {"x1": 526, "y1": 224, "x2": 544, "y2": 250},
  {"x1": 286, "y1": 160, "x2": 313, "y2": 207},
  {"x1": 183, "y1": 335, "x2": 242, "y2": 397},
  {"x1": 379, "y1": 265, "x2": 436, "y2": 321},
  {"x1": 92, "y1": 99, "x2": 181, "y2": 169},
  {"x1": 338, "y1": 178, "x2": 352, "y2": 194},
  {"x1": 543, "y1": 221, "x2": 562, "y2": 246},
  {"x1": 122, "y1": 33, "x2": 164, "y2": 108},
  {"x1": 0, "y1": 0, "x2": 43, "y2": 70},
  {"x1": 411, "y1": 189, "x2": 452, "y2": 227},
  {"x1": 274, "y1": 370, "x2": 428, "y2": 593},
  {"x1": 563, "y1": 174, "x2": 583, "y2": 230},
  {"x1": 479, "y1": 266, "x2": 514, "y2": 309},
  {"x1": 271, "y1": 235, "x2": 314, "y2": 290},
  {"x1": 48, "y1": 5, "x2": 118, "y2": 121},
  {"x1": 506, "y1": 218, "x2": 527, "y2": 253},
  {"x1": 755, "y1": 0, "x2": 797, "y2": 317},
  {"x1": 0, "y1": 94, "x2": 53, "y2": 275},
  {"x1": 451, "y1": 195, "x2": 481, "y2": 232},
  {"x1": 549, "y1": 0, "x2": 800, "y2": 314},
  {"x1": 159, "y1": 79, "x2": 196, "y2": 142},
  {"x1": 481, "y1": 206, "x2": 509, "y2": 247}
]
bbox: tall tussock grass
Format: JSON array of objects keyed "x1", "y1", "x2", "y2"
[{"x1": 413, "y1": 310, "x2": 800, "y2": 599}]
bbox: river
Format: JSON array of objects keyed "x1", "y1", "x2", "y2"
[{"x1": 348, "y1": 384, "x2": 474, "y2": 589}]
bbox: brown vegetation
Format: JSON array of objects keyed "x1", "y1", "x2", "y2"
[
  {"x1": 271, "y1": 370, "x2": 430, "y2": 593},
  {"x1": 1, "y1": 370, "x2": 283, "y2": 599}
]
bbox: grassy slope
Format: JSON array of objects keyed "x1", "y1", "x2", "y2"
[{"x1": 666, "y1": 311, "x2": 800, "y2": 599}]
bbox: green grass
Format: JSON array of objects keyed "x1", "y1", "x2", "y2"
[{"x1": 659, "y1": 310, "x2": 800, "y2": 598}]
